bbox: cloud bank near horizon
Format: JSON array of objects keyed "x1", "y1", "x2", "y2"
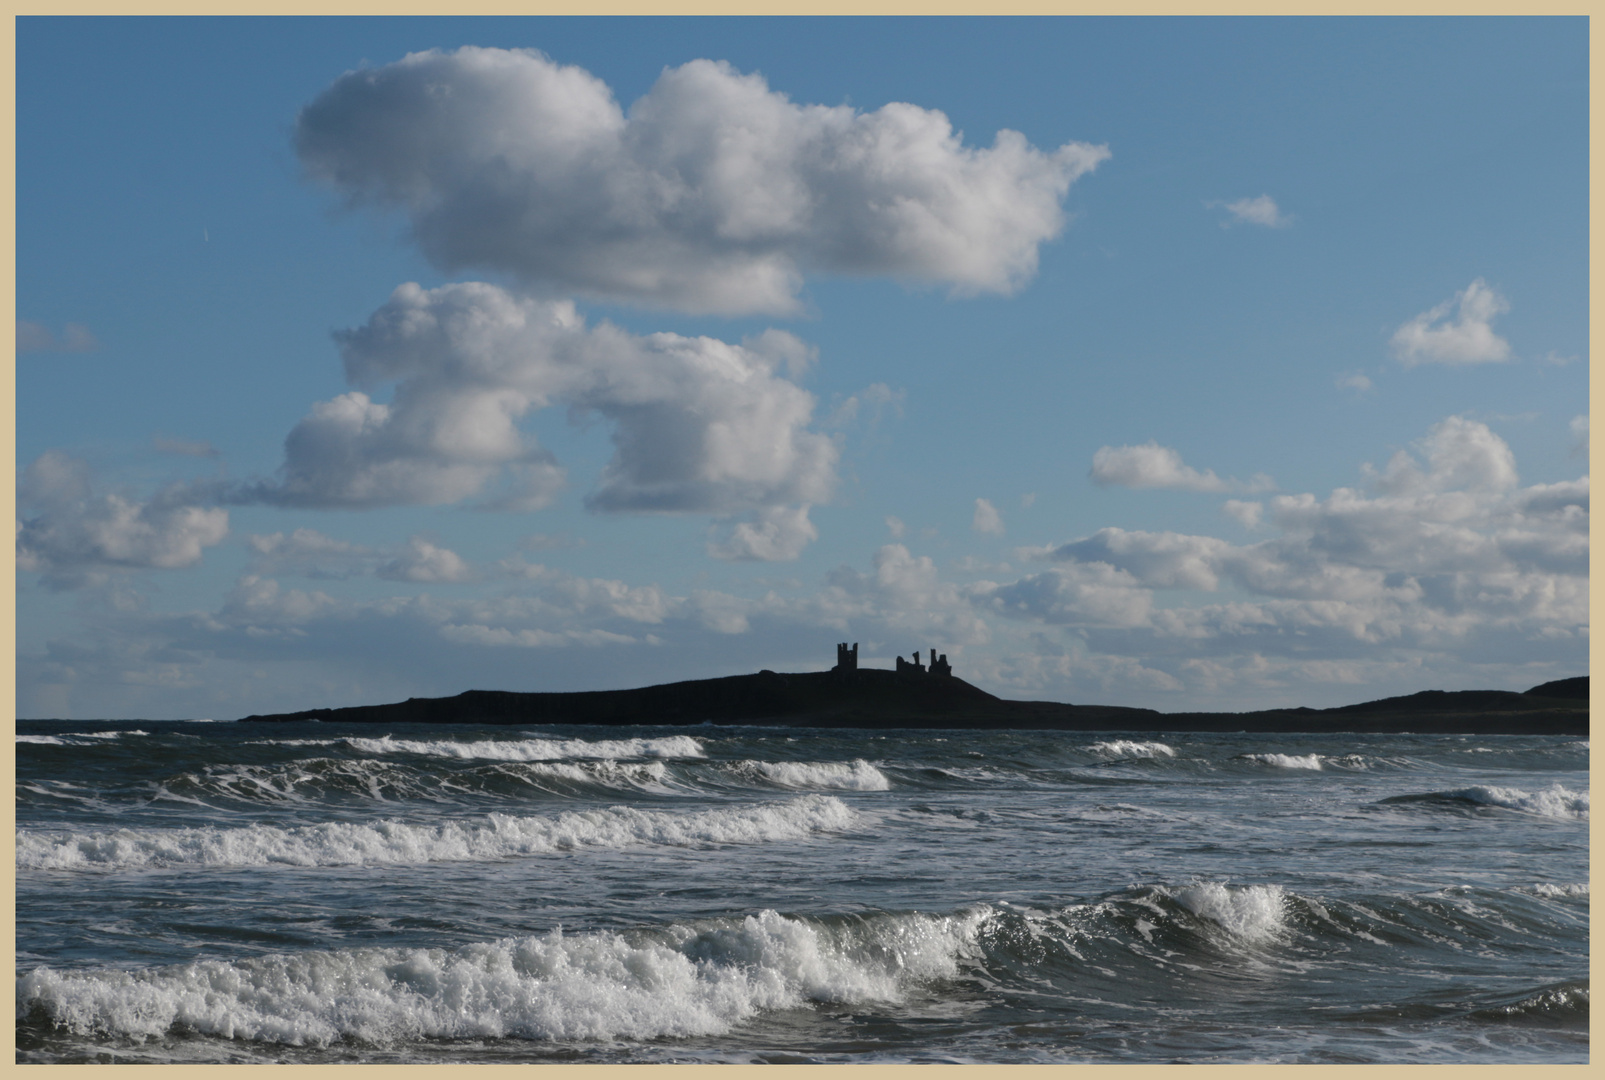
[{"x1": 20, "y1": 416, "x2": 1585, "y2": 715}]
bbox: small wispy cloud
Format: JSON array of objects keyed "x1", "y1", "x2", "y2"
[
  {"x1": 1090, "y1": 442, "x2": 1274, "y2": 494},
  {"x1": 18, "y1": 320, "x2": 99, "y2": 354},
  {"x1": 1208, "y1": 194, "x2": 1292, "y2": 229},
  {"x1": 972, "y1": 498, "x2": 1004, "y2": 536},
  {"x1": 1390, "y1": 279, "x2": 1511, "y2": 366},
  {"x1": 1335, "y1": 371, "x2": 1374, "y2": 394}
]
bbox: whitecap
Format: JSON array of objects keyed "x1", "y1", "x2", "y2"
[
  {"x1": 1526, "y1": 882, "x2": 1589, "y2": 898},
  {"x1": 16, "y1": 907, "x2": 988, "y2": 1046},
  {"x1": 1239, "y1": 753, "x2": 1322, "y2": 770},
  {"x1": 16, "y1": 794, "x2": 856, "y2": 872},
  {"x1": 1443, "y1": 784, "x2": 1589, "y2": 819},
  {"x1": 1087, "y1": 740, "x2": 1175, "y2": 759},
  {"x1": 17, "y1": 730, "x2": 150, "y2": 746},
  {"x1": 341, "y1": 734, "x2": 705, "y2": 762},
  {"x1": 1172, "y1": 882, "x2": 1288, "y2": 942},
  {"x1": 733, "y1": 759, "x2": 891, "y2": 791}
]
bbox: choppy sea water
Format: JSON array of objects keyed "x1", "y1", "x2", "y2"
[{"x1": 15, "y1": 719, "x2": 1589, "y2": 1064}]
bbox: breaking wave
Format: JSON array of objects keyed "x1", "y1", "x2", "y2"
[
  {"x1": 1239, "y1": 753, "x2": 1323, "y2": 770},
  {"x1": 1525, "y1": 882, "x2": 1588, "y2": 899},
  {"x1": 730, "y1": 759, "x2": 891, "y2": 791},
  {"x1": 151, "y1": 757, "x2": 677, "y2": 806},
  {"x1": 1380, "y1": 784, "x2": 1589, "y2": 819},
  {"x1": 252, "y1": 734, "x2": 705, "y2": 762},
  {"x1": 1170, "y1": 882, "x2": 1289, "y2": 942},
  {"x1": 17, "y1": 730, "x2": 150, "y2": 746},
  {"x1": 17, "y1": 907, "x2": 986, "y2": 1046},
  {"x1": 1087, "y1": 741, "x2": 1175, "y2": 759},
  {"x1": 16, "y1": 795, "x2": 856, "y2": 872}
]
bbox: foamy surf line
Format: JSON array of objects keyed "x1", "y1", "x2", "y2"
[
  {"x1": 728, "y1": 759, "x2": 892, "y2": 791},
  {"x1": 1087, "y1": 740, "x2": 1175, "y2": 759},
  {"x1": 17, "y1": 730, "x2": 150, "y2": 746},
  {"x1": 17, "y1": 794, "x2": 856, "y2": 871},
  {"x1": 1239, "y1": 753, "x2": 1324, "y2": 770},
  {"x1": 18, "y1": 907, "x2": 986, "y2": 1046},
  {"x1": 250, "y1": 734, "x2": 705, "y2": 762}
]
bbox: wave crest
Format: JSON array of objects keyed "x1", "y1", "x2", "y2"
[
  {"x1": 16, "y1": 794, "x2": 856, "y2": 872},
  {"x1": 1087, "y1": 741, "x2": 1175, "y2": 759},
  {"x1": 17, "y1": 908, "x2": 985, "y2": 1046}
]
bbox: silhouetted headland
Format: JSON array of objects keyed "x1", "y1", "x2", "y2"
[{"x1": 238, "y1": 644, "x2": 1588, "y2": 736}]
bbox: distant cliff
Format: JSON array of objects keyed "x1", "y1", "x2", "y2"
[{"x1": 238, "y1": 668, "x2": 1588, "y2": 735}]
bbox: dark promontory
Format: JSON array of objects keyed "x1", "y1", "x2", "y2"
[{"x1": 238, "y1": 644, "x2": 1587, "y2": 736}]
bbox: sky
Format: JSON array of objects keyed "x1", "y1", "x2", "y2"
[{"x1": 15, "y1": 16, "x2": 1589, "y2": 720}]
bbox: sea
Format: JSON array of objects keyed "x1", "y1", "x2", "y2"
[{"x1": 14, "y1": 717, "x2": 1590, "y2": 1064}]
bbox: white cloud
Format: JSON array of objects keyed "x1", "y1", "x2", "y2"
[
  {"x1": 970, "y1": 562, "x2": 1153, "y2": 628},
  {"x1": 438, "y1": 625, "x2": 636, "y2": 649},
  {"x1": 1390, "y1": 279, "x2": 1512, "y2": 366},
  {"x1": 295, "y1": 48, "x2": 1108, "y2": 315},
  {"x1": 247, "y1": 527, "x2": 376, "y2": 578},
  {"x1": 18, "y1": 320, "x2": 99, "y2": 354},
  {"x1": 1045, "y1": 527, "x2": 1231, "y2": 591},
  {"x1": 219, "y1": 574, "x2": 337, "y2": 627},
  {"x1": 376, "y1": 536, "x2": 475, "y2": 583},
  {"x1": 972, "y1": 498, "x2": 1004, "y2": 536},
  {"x1": 1570, "y1": 414, "x2": 1588, "y2": 456},
  {"x1": 1055, "y1": 416, "x2": 1581, "y2": 607},
  {"x1": 1223, "y1": 499, "x2": 1263, "y2": 530},
  {"x1": 21, "y1": 411, "x2": 1587, "y2": 715},
  {"x1": 248, "y1": 527, "x2": 476, "y2": 583},
  {"x1": 17, "y1": 452, "x2": 229, "y2": 590},
  {"x1": 1212, "y1": 194, "x2": 1292, "y2": 228},
  {"x1": 1365, "y1": 414, "x2": 1518, "y2": 496},
  {"x1": 1089, "y1": 441, "x2": 1273, "y2": 493},
  {"x1": 242, "y1": 282, "x2": 837, "y2": 532},
  {"x1": 707, "y1": 505, "x2": 819, "y2": 562},
  {"x1": 885, "y1": 515, "x2": 906, "y2": 539},
  {"x1": 827, "y1": 382, "x2": 904, "y2": 429},
  {"x1": 1335, "y1": 371, "x2": 1373, "y2": 394}
]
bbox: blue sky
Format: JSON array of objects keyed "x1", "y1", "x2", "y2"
[{"x1": 17, "y1": 17, "x2": 1588, "y2": 719}]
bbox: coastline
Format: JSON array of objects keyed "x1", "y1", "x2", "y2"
[{"x1": 236, "y1": 671, "x2": 1589, "y2": 737}]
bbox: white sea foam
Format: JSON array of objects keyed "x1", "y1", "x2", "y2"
[
  {"x1": 17, "y1": 908, "x2": 987, "y2": 1046},
  {"x1": 1087, "y1": 740, "x2": 1175, "y2": 759},
  {"x1": 1172, "y1": 882, "x2": 1288, "y2": 942},
  {"x1": 17, "y1": 730, "x2": 149, "y2": 746},
  {"x1": 16, "y1": 794, "x2": 855, "y2": 872},
  {"x1": 260, "y1": 734, "x2": 706, "y2": 762},
  {"x1": 735, "y1": 759, "x2": 891, "y2": 791},
  {"x1": 519, "y1": 760, "x2": 672, "y2": 789},
  {"x1": 1442, "y1": 784, "x2": 1589, "y2": 819},
  {"x1": 1239, "y1": 753, "x2": 1323, "y2": 770},
  {"x1": 1527, "y1": 882, "x2": 1589, "y2": 899}
]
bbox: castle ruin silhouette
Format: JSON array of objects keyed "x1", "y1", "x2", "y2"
[{"x1": 833, "y1": 642, "x2": 951, "y2": 678}]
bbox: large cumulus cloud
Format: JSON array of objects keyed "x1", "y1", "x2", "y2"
[
  {"x1": 242, "y1": 282, "x2": 838, "y2": 523},
  {"x1": 296, "y1": 48, "x2": 1108, "y2": 315}
]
